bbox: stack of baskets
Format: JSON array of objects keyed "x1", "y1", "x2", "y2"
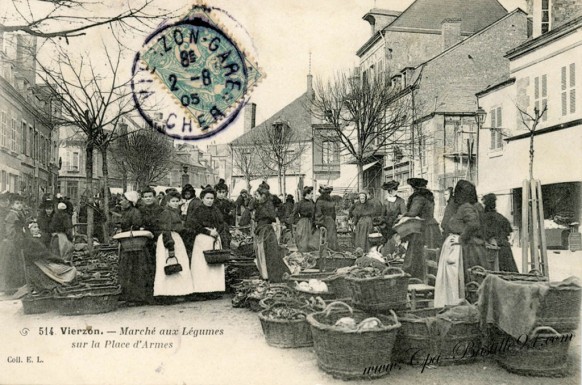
[{"x1": 345, "y1": 267, "x2": 410, "y2": 312}]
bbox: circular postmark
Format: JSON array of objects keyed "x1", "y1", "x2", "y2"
[{"x1": 132, "y1": 6, "x2": 263, "y2": 140}]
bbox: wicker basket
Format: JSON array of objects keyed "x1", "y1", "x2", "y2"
[
  {"x1": 112, "y1": 230, "x2": 153, "y2": 252},
  {"x1": 21, "y1": 294, "x2": 57, "y2": 315},
  {"x1": 393, "y1": 307, "x2": 481, "y2": 365},
  {"x1": 494, "y1": 326, "x2": 573, "y2": 377},
  {"x1": 307, "y1": 301, "x2": 401, "y2": 380},
  {"x1": 55, "y1": 286, "x2": 121, "y2": 316},
  {"x1": 294, "y1": 287, "x2": 336, "y2": 301},
  {"x1": 319, "y1": 253, "x2": 356, "y2": 272},
  {"x1": 258, "y1": 303, "x2": 313, "y2": 348},
  {"x1": 323, "y1": 275, "x2": 352, "y2": 299},
  {"x1": 283, "y1": 271, "x2": 335, "y2": 289},
  {"x1": 536, "y1": 284, "x2": 581, "y2": 332},
  {"x1": 469, "y1": 266, "x2": 547, "y2": 286},
  {"x1": 346, "y1": 267, "x2": 410, "y2": 312}
]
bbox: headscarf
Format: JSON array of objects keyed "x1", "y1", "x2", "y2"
[
  {"x1": 123, "y1": 191, "x2": 139, "y2": 206},
  {"x1": 453, "y1": 180, "x2": 478, "y2": 206}
]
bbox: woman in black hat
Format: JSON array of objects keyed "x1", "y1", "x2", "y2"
[
  {"x1": 381, "y1": 180, "x2": 406, "y2": 239},
  {"x1": 482, "y1": 193, "x2": 518, "y2": 272},
  {"x1": 37, "y1": 199, "x2": 55, "y2": 246},
  {"x1": 435, "y1": 180, "x2": 487, "y2": 307},
  {"x1": 314, "y1": 185, "x2": 338, "y2": 250},
  {"x1": 253, "y1": 185, "x2": 290, "y2": 282},
  {"x1": 214, "y1": 180, "x2": 235, "y2": 247},
  {"x1": 293, "y1": 186, "x2": 317, "y2": 252},
  {"x1": 401, "y1": 178, "x2": 442, "y2": 281}
]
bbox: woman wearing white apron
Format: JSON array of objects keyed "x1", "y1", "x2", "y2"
[
  {"x1": 154, "y1": 191, "x2": 194, "y2": 297},
  {"x1": 187, "y1": 186, "x2": 226, "y2": 293}
]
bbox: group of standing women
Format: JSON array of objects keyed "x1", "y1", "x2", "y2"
[{"x1": 116, "y1": 184, "x2": 230, "y2": 305}]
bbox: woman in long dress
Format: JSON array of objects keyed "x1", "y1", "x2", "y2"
[
  {"x1": 293, "y1": 186, "x2": 317, "y2": 252},
  {"x1": 253, "y1": 186, "x2": 290, "y2": 283},
  {"x1": 314, "y1": 185, "x2": 338, "y2": 251},
  {"x1": 0, "y1": 194, "x2": 27, "y2": 294},
  {"x1": 482, "y1": 193, "x2": 518, "y2": 272},
  {"x1": 401, "y1": 178, "x2": 442, "y2": 281},
  {"x1": 188, "y1": 186, "x2": 226, "y2": 294},
  {"x1": 434, "y1": 180, "x2": 487, "y2": 307},
  {"x1": 117, "y1": 191, "x2": 152, "y2": 305},
  {"x1": 154, "y1": 191, "x2": 194, "y2": 298},
  {"x1": 381, "y1": 180, "x2": 406, "y2": 240},
  {"x1": 350, "y1": 192, "x2": 377, "y2": 252}
]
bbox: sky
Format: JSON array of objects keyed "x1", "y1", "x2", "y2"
[{"x1": 6, "y1": 0, "x2": 527, "y2": 147}]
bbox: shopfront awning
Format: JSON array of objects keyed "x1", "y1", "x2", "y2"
[{"x1": 363, "y1": 161, "x2": 379, "y2": 171}]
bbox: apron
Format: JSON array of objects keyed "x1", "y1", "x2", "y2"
[
  {"x1": 154, "y1": 232, "x2": 194, "y2": 296},
  {"x1": 434, "y1": 234, "x2": 465, "y2": 307}
]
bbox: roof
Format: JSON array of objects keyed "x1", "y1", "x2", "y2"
[
  {"x1": 475, "y1": 77, "x2": 516, "y2": 97},
  {"x1": 389, "y1": 0, "x2": 507, "y2": 33},
  {"x1": 231, "y1": 92, "x2": 313, "y2": 146},
  {"x1": 357, "y1": 0, "x2": 508, "y2": 57},
  {"x1": 506, "y1": 15, "x2": 582, "y2": 60}
]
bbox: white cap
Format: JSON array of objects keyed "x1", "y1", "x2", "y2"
[
  {"x1": 57, "y1": 202, "x2": 67, "y2": 210},
  {"x1": 123, "y1": 191, "x2": 139, "y2": 205}
]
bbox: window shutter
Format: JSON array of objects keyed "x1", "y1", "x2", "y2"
[
  {"x1": 562, "y1": 67, "x2": 567, "y2": 90},
  {"x1": 570, "y1": 63, "x2": 575, "y2": 87},
  {"x1": 562, "y1": 92, "x2": 567, "y2": 116},
  {"x1": 496, "y1": 107, "x2": 502, "y2": 127},
  {"x1": 542, "y1": 74, "x2": 547, "y2": 97},
  {"x1": 534, "y1": 77, "x2": 539, "y2": 99},
  {"x1": 570, "y1": 89, "x2": 576, "y2": 114}
]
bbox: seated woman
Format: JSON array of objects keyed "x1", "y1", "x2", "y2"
[
  {"x1": 24, "y1": 221, "x2": 77, "y2": 294},
  {"x1": 154, "y1": 191, "x2": 194, "y2": 298},
  {"x1": 187, "y1": 186, "x2": 226, "y2": 295}
]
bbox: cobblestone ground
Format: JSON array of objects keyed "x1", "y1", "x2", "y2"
[{"x1": 0, "y1": 248, "x2": 579, "y2": 385}]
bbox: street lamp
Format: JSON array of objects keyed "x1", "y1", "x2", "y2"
[{"x1": 473, "y1": 107, "x2": 487, "y2": 185}]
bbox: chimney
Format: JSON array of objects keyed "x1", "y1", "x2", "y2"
[
  {"x1": 243, "y1": 102, "x2": 256, "y2": 133},
  {"x1": 441, "y1": 18, "x2": 462, "y2": 51},
  {"x1": 307, "y1": 74, "x2": 313, "y2": 97},
  {"x1": 362, "y1": 9, "x2": 402, "y2": 35},
  {"x1": 16, "y1": 34, "x2": 37, "y2": 87}
]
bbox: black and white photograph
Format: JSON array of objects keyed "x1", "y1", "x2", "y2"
[{"x1": 0, "y1": 0, "x2": 581, "y2": 384}]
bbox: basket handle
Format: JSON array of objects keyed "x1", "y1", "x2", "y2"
[
  {"x1": 383, "y1": 266, "x2": 405, "y2": 276},
  {"x1": 471, "y1": 265, "x2": 486, "y2": 275},
  {"x1": 529, "y1": 326, "x2": 561, "y2": 338},
  {"x1": 465, "y1": 281, "x2": 481, "y2": 291},
  {"x1": 528, "y1": 269, "x2": 543, "y2": 276},
  {"x1": 408, "y1": 277, "x2": 423, "y2": 285},
  {"x1": 322, "y1": 301, "x2": 353, "y2": 317}
]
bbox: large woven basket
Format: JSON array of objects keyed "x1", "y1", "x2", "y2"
[
  {"x1": 307, "y1": 301, "x2": 401, "y2": 380},
  {"x1": 323, "y1": 275, "x2": 352, "y2": 299},
  {"x1": 346, "y1": 267, "x2": 410, "y2": 312},
  {"x1": 22, "y1": 294, "x2": 57, "y2": 315},
  {"x1": 55, "y1": 286, "x2": 121, "y2": 316},
  {"x1": 258, "y1": 303, "x2": 313, "y2": 348},
  {"x1": 469, "y1": 266, "x2": 547, "y2": 286},
  {"x1": 319, "y1": 252, "x2": 356, "y2": 272},
  {"x1": 494, "y1": 326, "x2": 573, "y2": 377},
  {"x1": 112, "y1": 230, "x2": 153, "y2": 252},
  {"x1": 283, "y1": 271, "x2": 335, "y2": 289},
  {"x1": 393, "y1": 307, "x2": 481, "y2": 365},
  {"x1": 536, "y1": 284, "x2": 581, "y2": 332}
]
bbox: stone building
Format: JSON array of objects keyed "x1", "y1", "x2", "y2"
[{"x1": 0, "y1": 33, "x2": 59, "y2": 206}]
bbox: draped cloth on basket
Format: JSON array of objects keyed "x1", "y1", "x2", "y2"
[
  {"x1": 191, "y1": 234, "x2": 225, "y2": 293},
  {"x1": 434, "y1": 234, "x2": 465, "y2": 307},
  {"x1": 477, "y1": 274, "x2": 550, "y2": 339},
  {"x1": 154, "y1": 232, "x2": 194, "y2": 296}
]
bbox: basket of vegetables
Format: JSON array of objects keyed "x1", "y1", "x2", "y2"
[
  {"x1": 345, "y1": 267, "x2": 410, "y2": 312},
  {"x1": 258, "y1": 302, "x2": 315, "y2": 348},
  {"x1": 294, "y1": 279, "x2": 336, "y2": 300},
  {"x1": 306, "y1": 301, "x2": 401, "y2": 380},
  {"x1": 319, "y1": 251, "x2": 357, "y2": 272}
]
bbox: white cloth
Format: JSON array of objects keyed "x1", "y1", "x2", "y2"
[
  {"x1": 181, "y1": 199, "x2": 192, "y2": 217},
  {"x1": 254, "y1": 238, "x2": 269, "y2": 280},
  {"x1": 434, "y1": 234, "x2": 465, "y2": 307},
  {"x1": 154, "y1": 232, "x2": 194, "y2": 296},
  {"x1": 191, "y1": 234, "x2": 225, "y2": 293}
]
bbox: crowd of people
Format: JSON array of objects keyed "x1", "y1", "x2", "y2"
[{"x1": 0, "y1": 175, "x2": 519, "y2": 310}]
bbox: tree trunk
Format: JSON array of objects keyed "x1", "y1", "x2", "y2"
[
  {"x1": 283, "y1": 167, "x2": 287, "y2": 195},
  {"x1": 357, "y1": 162, "x2": 364, "y2": 191},
  {"x1": 246, "y1": 177, "x2": 251, "y2": 192},
  {"x1": 278, "y1": 167, "x2": 283, "y2": 196},
  {"x1": 86, "y1": 140, "x2": 94, "y2": 255},
  {"x1": 529, "y1": 130, "x2": 534, "y2": 181},
  {"x1": 100, "y1": 145, "x2": 111, "y2": 244}
]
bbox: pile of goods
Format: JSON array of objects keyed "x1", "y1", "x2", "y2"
[
  {"x1": 230, "y1": 228, "x2": 254, "y2": 257},
  {"x1": 284, "y1": 251, "x2": 318, "y2": 274},
  {"x1": 319, "y1": 250, "x2": 357, "y2": 272},
  {"x1": 345, "y1": 267, "x2": 410, "y2": 312},
  {"x1": 259, "y1": 300, "x2": 321, "y2": 348},
  {"x1": 306, "y1": 301, "x2": 401, "y2": 380},
  {"x1": 294, "y1": 279, "x2": 329, "y2": 294},
  {"x1": 225, "y1": 261, "x2": 259, "y2": 293},
  {"x1": 22, "y1": 245, "x2": 121, "y2": 315}
]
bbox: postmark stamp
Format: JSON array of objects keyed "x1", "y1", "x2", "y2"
[{"x1": 131, "y1": 5, "x2": 263, "y2": 140}]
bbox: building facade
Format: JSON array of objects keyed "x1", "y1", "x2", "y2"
[
  {"x1": 0, "y1": 33, "x2": 59, "y2": 206},
  {"x1": 477, "y1": 15, "x2": 582, "y2": 236}
]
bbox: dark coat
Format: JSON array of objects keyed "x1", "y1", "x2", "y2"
[
  {"x1": 254, "y1": 198, "x2": 277, "y2": 230},
  {"x1": 50, "y1": 210, "x2": 73, "y2": 236},
  {"x1": 138, "y1": 202, "x2": 163, "y2": 233},
  {"x1": 120, "y1": 206, "x2": 143, "y2": 232},
  {"x1": 383, "y1": 196, "x2": 407, "y2": 230},
  {"x1": 158, "y1": 207, "x2": 184, "y2": 251},
  {"x1": 349, "y1": 201, "x2": 377, "y2": 225},
  {"x1": 293, "y1": 199, "x2": 314, "y2": 224},
  {"x1": 187, "y1": 204, "x2": 225, "y2": 237},
  {"x1": 37, "y1": 209, "x2": 54, "y2": 237},
  {"x1": 215, "y1": 198, "x2": 235, "y2": 226},
  {"x1": 314, "y1": 194, "x2": 338, "y2": 250}
]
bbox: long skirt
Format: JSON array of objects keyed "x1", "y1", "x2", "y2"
[
  {"x1": 354, "y1": 216, "x2": 374, "y2": 252},
  {"x1": 424, "y1": 221, "x2": 443, "y2": 249},
  {"x1": 0, "y1": 239, "x2": 26, "y2": 293},
  {"x1": 295, "y1": 218, "x2": 318, "y2": 252},
  {"x1": 191, "y1": 234, "x2": 225, "y2": 293},
  {"x1": 118, "y1": 246, "x2": 154, "y2": 304},
  {"x1": 462, "y1": 239, "x2": 488, "y2": 285},
  {"x1": 254, "y1": 225, "x2": 290, "y2": 283},
  {"x1": 154, "y1": 233, "x2": 194, "y2": 296},
  {"x1": 497, "y1": 241, "x2": 518, "y2": 272},
  {"x1": 434, "y1": 234, "x2": 465, "y2": 307},
  {"x1": 402, "y1": 231, "x2": 426, "y2": 281},
  {"x1": 321, "y1": 216, "x2": 338, "y2": 251}
]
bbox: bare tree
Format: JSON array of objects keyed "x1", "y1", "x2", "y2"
[
  {"x1": 517, "y1": 105, "x2": 548, "y2": 180},
  {"x1": 229, "y1": 143, "x2": 264, "y2": 192},
  {"x1": 251, "y1": 119, "x2": 308, "y2": 194},
  {"x1": 0, "y1": 0, "x2": 171, "y2": 41},
  {"x1": 111, "y1": 128, "x2": 176, "y2": 189},
  {"x1": 309, "y1": 69, "x2": 410, "y2": 190},
  {"x1": 37, "y1": 42, "x2": 135, "y2": 249}
]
